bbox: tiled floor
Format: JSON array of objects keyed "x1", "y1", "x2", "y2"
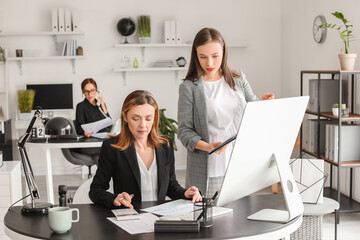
[{"x1": 21, "y1": 170, "x2": 360, "y2": 240}]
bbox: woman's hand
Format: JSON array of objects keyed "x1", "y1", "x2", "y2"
[
  {"x1": 260, "y1": 93, "x2": 275, "y2": 100},
  {"x1": 185, "y1": 186, "x2": 202, "y2": 203},
  {"x1": 113, "y1": 192, "x2": 134, "y2": 208},
  {"x1": 98, "y1": 92, "x2": 108, "y2": 114},
  {"x1": 84, "y1": 132, "x2": 93, "y2": 137}
]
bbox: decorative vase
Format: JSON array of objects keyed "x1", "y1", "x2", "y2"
[
  {"x1": 138, "y1": 37, "x2": 151, "y2": 44},
  {"x1": 338, "y1": 53, "x2": 357, "y2": 70},
  {"x1": 332, "y1": 108, "x2": 339, "y2": 116}
]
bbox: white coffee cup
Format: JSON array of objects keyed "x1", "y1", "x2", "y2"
[{"x1": 48, "y1": 207, "x2": 79, "y2": 234}]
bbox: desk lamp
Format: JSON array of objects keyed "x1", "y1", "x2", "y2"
[{"x1": 18, "y1": 108, "x2": 53, "y2": 214}]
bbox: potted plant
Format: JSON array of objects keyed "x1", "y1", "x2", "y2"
[
  {"x1": 320, "y1": 11, "x2": 356, "y2": 70},
  {"x1": 0, "y1": 46, "x2": 6, "y2": 63},
  {"x1": 138, "y1": 15, "x2": 151, "y2": 44},
  {"x1": 158, "y1": 109, "x2": 178, "y2": 150},
  {"x1": 332, "y1": 103, "x2": 339, "y2": 116},
  {"x1": 17, "y1": 89, "x2": 35, "y2": 120}
]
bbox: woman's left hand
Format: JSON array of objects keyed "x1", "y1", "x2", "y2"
[
  {"x1": 260, "y1": 93, "x2": 275, "y2": 100},
  {"x1": 185, "y1": 186, "x2": 202, "y2": 203}
]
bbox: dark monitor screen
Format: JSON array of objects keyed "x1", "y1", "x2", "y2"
[{"x1": 26, "y1": 84, "x2": 73, "y2": 110}]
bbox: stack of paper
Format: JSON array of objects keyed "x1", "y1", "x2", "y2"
[{"x1": 153, "y1": 60, "x2": 176, "y2": 68}]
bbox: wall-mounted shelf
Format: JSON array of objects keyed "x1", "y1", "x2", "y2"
[
  {"x1": 7, "y1": 56, "x2": 85, "y2": 75},
  {"x1": 112, "y1": 67, "x2": 187, "y2": 85},
  {"x1": 0, "y1": 31, "x2": 85, "y2": 50},
  {"x1": 113, "y1": 43, "x2": 248, "y2": 62}
]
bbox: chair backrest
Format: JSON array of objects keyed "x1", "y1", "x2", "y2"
[{"x1": 72, "y1": 178, "x2": 114, "y2": 204}]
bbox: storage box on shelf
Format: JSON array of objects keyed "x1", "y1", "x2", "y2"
[{"x1": 300, "y1": 70, "x2": 360, "y2": 224}]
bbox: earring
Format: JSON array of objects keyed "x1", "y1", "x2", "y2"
[{"x1": 125, "y1": 122, "x2": 128, "y2": 126}]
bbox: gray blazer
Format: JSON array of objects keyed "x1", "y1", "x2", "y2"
[{"x1": 177, "y1": 71, "x2": 258, "y2": 194}]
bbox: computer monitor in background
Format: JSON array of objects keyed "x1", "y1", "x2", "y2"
[
  {"x1": 26, "y1": 84, "x2": 73, "y2": 110},
  {"x1": 215, "y1": 96, "x2": 309, "y2": 223}
]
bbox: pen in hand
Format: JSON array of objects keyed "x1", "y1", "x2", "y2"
[{"x1": 119, "y1": 194, "x2": 134, "y2": 201}]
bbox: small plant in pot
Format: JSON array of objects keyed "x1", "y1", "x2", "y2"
[
  {"x1": 332, "y1": 103, "x2": 339, "y2": 116},
  {"x1": 320, "y1": 11, "x2": 356, "y2": 70},
  {"x1": 138, "y1": 15, "x2": 151, "y2": 44},
  {"x1": 17, "y1": 89, "x2": 35, "y2": 120}
]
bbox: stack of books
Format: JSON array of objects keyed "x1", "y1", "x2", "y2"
[
  {"x1": 61, "y1": 39, "x2": 77, "y2": 56},
  {"x1": 153, "y1": 60, "x2": 176, "y2": 68}
]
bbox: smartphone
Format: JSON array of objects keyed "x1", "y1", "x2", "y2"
[{"x1": 96, "y1": 91, "x2": 101, "y2": 106}]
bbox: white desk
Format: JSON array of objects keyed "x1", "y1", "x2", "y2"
[{"x1": 27, "y1": 138, "x2": 104, "y2": 204}]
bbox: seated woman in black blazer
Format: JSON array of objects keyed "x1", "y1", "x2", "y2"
[{"x1": 89, "y1": 90, "x2": 202, "y2": 208}]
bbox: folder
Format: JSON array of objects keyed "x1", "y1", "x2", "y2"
[
  {"x1": 170, "y1": 20, "x2": 176, "y2": 43},
  {"x1": 164, "y1": 21, "x2": 170, "y2": 43},
  {"x1": 72, "y1": 9, "x2": 80, "y2": 31},
  {"x1": 64, "y1": 8, "x2": 71, "y2": 32},
  {"x1": 58, "y1": 8, "x2": 65, "y2": 32},
  {"x1": 51, "y1": 8, "x2": 58, "y2": 32},
  {"x1": 176, "y1": 21, "x2": 181, "y2": 44}
]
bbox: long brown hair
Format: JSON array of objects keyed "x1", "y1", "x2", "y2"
[
  {"x1": 112, "y1": 90, "x2": 169, "y2": 150},
  {"x1": 184, "y1": 28, "x2": 240, "y2": 88}
]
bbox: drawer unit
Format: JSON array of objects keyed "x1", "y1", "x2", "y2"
[{"x1": 0, "y1": 161, "x2": 22, "y2": 239}]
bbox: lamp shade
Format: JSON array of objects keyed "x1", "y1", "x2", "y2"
[{"x1": 45, "y1": 117, "x2": 75, "y2": 137}]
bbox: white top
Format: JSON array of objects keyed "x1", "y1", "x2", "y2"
[
  {"x1": 136, "y1": 151, "x2": 158, "y2": 201},
  {"x1": 203, "y1": 77, "x2": 246, "y2": 177}
]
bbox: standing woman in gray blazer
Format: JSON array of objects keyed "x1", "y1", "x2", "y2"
[{"x1": 177, "y1": 28, "x2": 274, "y2": 197}]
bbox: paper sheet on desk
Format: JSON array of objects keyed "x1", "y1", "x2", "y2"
[
  {"x1": 81, "y1": 117, "x2": 112, "y2": 134},
  {"x1": 107, "y1": 213, "x2": 159, "y2": 234},
  {"x1": 141, "y1": 199, "x2": 194, "y2": 216},
  {"x1": 91, "y1": 132, "x2": 109, "y2": 139}
]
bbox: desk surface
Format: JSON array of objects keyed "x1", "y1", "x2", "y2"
[
  {"x1": 27, "y1": 137, "x2": 104, "y2": 148},
  {"x1": 4, "y1": 194, "x2": 302, "y2": 240}
]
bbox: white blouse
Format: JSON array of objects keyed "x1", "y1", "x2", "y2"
[
  {"x1": 203, "y1": 77, "x2": 247, "y2": 177},
  {"x1": 136, "y1": 150, "x2": 158, "y2": 201}
]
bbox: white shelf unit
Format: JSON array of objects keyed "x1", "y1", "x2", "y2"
[
  {"x1": 113, "y1": 67, "x2": 188, "y2": 85},
  {"x1": 114, "y1": 43, "x2": 248, "y2": 62},
  {"x1": 0, "y1": 31, "x2": 85, "y2": 75},
  {"x1": 7, "y1": 56, "x2": 85, "y2": 75},
  {"x1": 113, "y1": 43, "x2": 248, "y2": 85}
]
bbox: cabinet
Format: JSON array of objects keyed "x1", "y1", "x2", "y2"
[
  {"x1": 0, "y1": 161, "x2": 22, "y2": 239},
  {"x1": 300, "y1": 70, "x2": 360, "y2": 224},
  {"x1": 112, "y1": 43, "x2": 248, "y2": 85}
]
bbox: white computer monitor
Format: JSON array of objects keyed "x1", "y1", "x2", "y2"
[{"x1": 215, "y1": 96, "x2": 309, "y2": 223}]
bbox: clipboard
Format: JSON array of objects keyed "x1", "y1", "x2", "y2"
[{"x1": 208, "y1": 134, "x2": 237, "y2": 155}]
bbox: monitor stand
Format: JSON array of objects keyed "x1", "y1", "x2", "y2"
[{"x1": 247, "y1": 153, "x2": 304, "y2": 223}]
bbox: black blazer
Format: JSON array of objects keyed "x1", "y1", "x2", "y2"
[{"x1": 89, "y1": 137, "x2": 187, "y2": 208}]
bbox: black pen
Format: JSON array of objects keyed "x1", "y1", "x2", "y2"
[{"x1": 211, "y1": 189, "x2": 220, "y2": 201}]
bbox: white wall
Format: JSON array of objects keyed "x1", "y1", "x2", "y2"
[
  {"x1": 282, "y1": 0, "x2": 360, "y2": 202},
  {"x1": 0, "y1": 0, "x2": 283, "y2": 174}
]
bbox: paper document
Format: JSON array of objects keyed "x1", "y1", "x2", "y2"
[
  {"x1": 141, "y1": 199, "x2": 194, "y2": 216},
  {"x1": 81, "y1": 117, "x2": 112, "y2": 134},
  {"x1": 107, "y1": 213, "x2": 159, "y2": 234},
  {"x1": 91, "y1": 132, "x2": 109, "y2": 139}
]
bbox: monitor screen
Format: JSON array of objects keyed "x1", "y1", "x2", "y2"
[
  {"x1": 215, "y1": 96, "x2": 309, "y2": 222},
  {"x1": 26, "y1": 84, "x2": 73, "y2": 110}
]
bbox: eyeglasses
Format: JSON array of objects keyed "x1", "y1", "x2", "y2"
[{"x1": 83, "y1": 89, "x2": 97, "y2": 95}]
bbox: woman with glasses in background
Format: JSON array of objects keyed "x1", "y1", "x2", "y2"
[
  {"x1": 73, "y1": 78, "x2": 113, "y2": 160},
  {"x1": 75, "y1": 78, "x2": 112, "y2": 137}
]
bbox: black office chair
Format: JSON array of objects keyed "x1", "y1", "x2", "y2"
[{"x1": 60, "y1": 148, "x2": 98, "y2": 179}]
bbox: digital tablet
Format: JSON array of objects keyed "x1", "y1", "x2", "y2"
[{"x1": 208, "y1": 134, "x2": 237, "y2": 155}]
